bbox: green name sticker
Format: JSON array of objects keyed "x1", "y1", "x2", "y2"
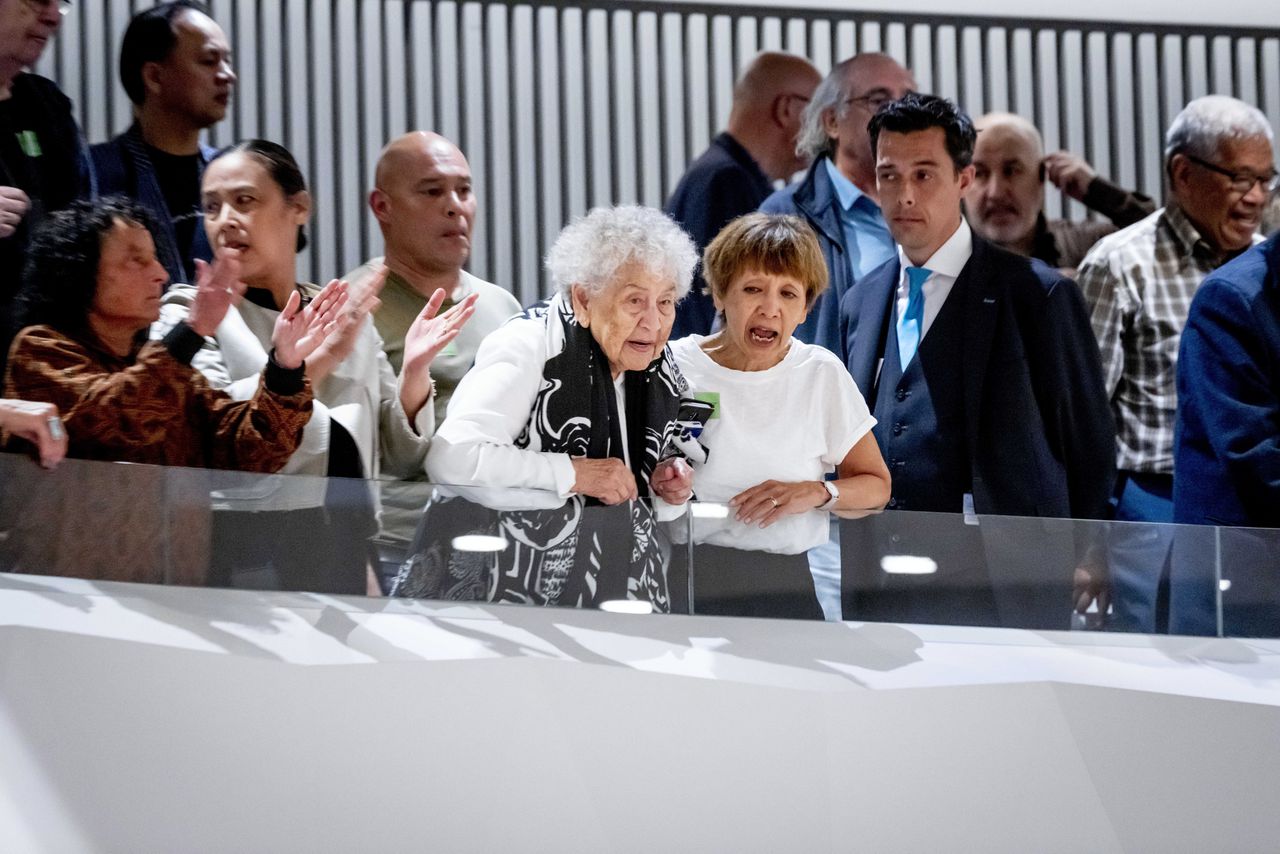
[
  {"x1": 16, "y1": 130, "x2": 41, "y2": 158},
  {"x1": 693, "y1": 391, "x2": 720, "y2": 420},
  {"x1": 440, "y1": 340, "x2": 459, "y2": 358}
]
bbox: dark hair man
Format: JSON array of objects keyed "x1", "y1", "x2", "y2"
[
  {"x1": 839, "y1": 93, "x2": 1115, "y2": 629},
  {"x1": 92, "y1": 1, "x2": 235, "y2": 286}
]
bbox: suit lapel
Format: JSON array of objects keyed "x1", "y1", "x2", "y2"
[
  {"x1": 849, "y1": 260, "x2": 898, "y2": 395},
  {"x1": 961, "y1": 238, "x2": 1000, "y2": 454}
]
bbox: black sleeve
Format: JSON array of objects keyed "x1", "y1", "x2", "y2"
[
  {"x1": 1082, "y1": 176, "x2": 1157, "y2": 229},
  {"x1": 1027, "y1": 272, "x2": 1118, "y2": 520}
]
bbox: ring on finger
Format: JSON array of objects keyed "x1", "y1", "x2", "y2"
[
  {"x1": 768, "y1": 497, "x2": 779, "y2": 508},
  {"x1": 46, "y1": 415, "x2": 66, "y2": 442}
]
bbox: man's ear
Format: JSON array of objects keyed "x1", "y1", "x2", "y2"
[
  {"x1": 1167, "y1": 153, "x2": 1193, "y2": 193},
  {"x1": 957, "y1": 163, "x2": 976, "y2": 194},
  {"x1": 570, "y1": 284, "x2": 591, "y2": 327},
  {"x1": 141, "y1": 61, "x2": 164, "y2": 102},
  {"x1": 770, "y1": 94, "x2": 791, "y2": 129},
  {"x1": 369, "y1": 189, "x2": 390, "y2": 223},
  {"x1": 821, "y1": 107, "x2": 840, "y2": 141}
]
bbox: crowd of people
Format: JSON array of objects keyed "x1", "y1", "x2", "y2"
[{"x1": 0, "y1": 1, "x2": 1278, "y2": 634}]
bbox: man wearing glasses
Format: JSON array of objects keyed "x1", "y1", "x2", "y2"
[
  {"x1": 0, "y1": 0, "x2": 91, "y2": 360},
  {"x1": 1077, "y1": 94, "x2": 1276, "y2": 633},
  {"x1": 665, "y1": 51, "x2": 820, "y2": 339},
  {"x1": 761, "y1": 53, "x2": 915, "y2": 358}
]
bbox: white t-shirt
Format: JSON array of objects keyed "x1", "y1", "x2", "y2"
[{"x1": 670, "y1": 335, "x2": 877, "y2": 554}]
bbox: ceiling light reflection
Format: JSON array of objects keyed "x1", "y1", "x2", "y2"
[
  {"x1": 451, "y1": 535, "x2": 509, "y2": 553},
  {"x1": 599, "y1": 600, "x2": 654, "y2": 615},
  {"x1": 880, "y1": 555, "x2": 938, "y2": 575}
]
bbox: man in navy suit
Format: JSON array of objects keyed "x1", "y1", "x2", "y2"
[
  {"x1": 838, "y1": 93, "x2": 1116, "y2": 628},
  {"x1": 1172, "y1": 235, "x2": 1280, "y2": 637}
]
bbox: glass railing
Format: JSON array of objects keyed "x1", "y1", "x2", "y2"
[{"x1": 1, "y1": 451, "x2": 1275, "y2": 638}]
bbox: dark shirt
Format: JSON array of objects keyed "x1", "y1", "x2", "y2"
[
  {"x1": 664, "y1": 132, "x2": 773, "y2": 338},
  {"x1": 0, "y1": 75, "x2": 90, "y2": 312},
  {"x1": 145, "y1": 144, "x2": 203, "y2": 277},
  {"x1": 1032, "y1": 176, "x2": 1157, "y2": 271}
]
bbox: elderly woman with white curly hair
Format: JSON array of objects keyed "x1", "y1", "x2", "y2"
[{"x1": 416, "y1": 205, "x2": 699, "y2": 611}]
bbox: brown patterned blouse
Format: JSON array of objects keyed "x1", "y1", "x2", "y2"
[{"x1": 3, "y1": 323, "x2": 312, "y2": 471}]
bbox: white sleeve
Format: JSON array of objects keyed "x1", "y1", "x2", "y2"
[
  {"x1": 155, "y1": 286, "x2": 262, "y2": 398},
  {"x1": 425, "y1": 318, "x2": 577, "y2": 496},
  {"x1": 820, "y1": 358, "x2": 878, "y2": 469}
]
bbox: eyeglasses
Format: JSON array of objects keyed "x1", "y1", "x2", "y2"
[
  {"x1": 20, "y1": 0, "x2": 71, "y2": 15},
  {"x1": 1185, "y1": 154, "x2": 1279, "y2": 195},
  {"x1": 845, "y1": 91, "x2": 894, "y2": 114}
]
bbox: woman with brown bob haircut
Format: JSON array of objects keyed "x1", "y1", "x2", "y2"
[{"x1": 670, "y1": 213, "x2": 891, "y2": 619}]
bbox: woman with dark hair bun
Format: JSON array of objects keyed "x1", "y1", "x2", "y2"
[{"x1": 155, "y1": 140, "x2": 476, "y2": 594}]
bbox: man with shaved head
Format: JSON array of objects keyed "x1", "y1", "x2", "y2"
[
  {"x1": 346, "y1": 131, "x2": 520, "y2": 423},
  {"x1": 665, "y1": 51, "x2": 820, "y2": 338},
  {"x1": 965, "y1": 112, "x2": 1153, "y2": 276},
  {"x1": 346, "y1": 132, "x2": 520, "y2": 577},
  {"x1": 761, "y1": 53, "x2": 916, "y2": 357}
]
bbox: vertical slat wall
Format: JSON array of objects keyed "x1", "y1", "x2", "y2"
[{"x1": 34, "y1": 1, "x2": 1280, "y2": 303}]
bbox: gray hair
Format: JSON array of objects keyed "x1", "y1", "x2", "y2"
[
  {"x1": 545, "y1": 205, "x2": 698, "y2": 300},
  {"x1": 1165, "y1": 95, "x2": 1274, "y2": 162},
  {"x1": 795, "y1": 60, "x2": 855, "y2": 162}
]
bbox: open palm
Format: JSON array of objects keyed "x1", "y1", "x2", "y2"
[{"x1": 271, "y1": 280, "x2": 349, "y2": 369}]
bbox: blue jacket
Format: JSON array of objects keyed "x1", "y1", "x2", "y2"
[
  {"x1": 1175, "y1": 236, "x2": 1280, "y2": 529},
  {"x1": 840, "y1": 234, "x2": 1116, "y2": 520},
  {"x1": 1172, "y1": 236, "x2": 1280, "y2": 636},
  {"x1": 91, "y1": 124, "x2": 216, "y2": 286},
  {"x1": 760, "y1": 157, "x2": 853, "y2": 358}
]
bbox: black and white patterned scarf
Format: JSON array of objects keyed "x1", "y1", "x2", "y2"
[{"x1": 395, "y1": 293, "x2": 691, "y2": 611}]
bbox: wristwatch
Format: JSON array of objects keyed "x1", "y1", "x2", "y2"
[{"x1": 818, "y1": 480, "x2": 839, "y2": 511}]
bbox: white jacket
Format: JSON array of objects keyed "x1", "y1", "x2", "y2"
[{"x1": 156, "y1": 284, "x2": 432, "y2": 511}]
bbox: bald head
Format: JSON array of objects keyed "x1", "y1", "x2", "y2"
[
  {"x1": 370, "y1": 131, "x2": 476, "y2": 274},
  {"x1": 974, "y1": 113, "x2": 1044, "y2": 160},
  {"x1": 731, "y1": 52, "x2": 821, "y2": 113},
  {"x1": 375, "y1": 131, "x2": 466, "y2": 191},
  {"x1": 965, "y1": 112, "x2": 1047, "y2": 249},
  {"x1": 725, "y1": 52, "x2": 821, "y2": 180}
]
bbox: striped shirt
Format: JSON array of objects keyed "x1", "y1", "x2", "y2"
[{"x1": 1077, "y1": 204, "x2": 1261, "y2": 474}]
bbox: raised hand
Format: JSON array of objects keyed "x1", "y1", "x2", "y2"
[
  {"x1": 402, "y1": 288, "x2": 479, "y2": 378},
  {"x1": 306, "y1": 267, "x2": 387, "y2": 381},
  {"x1": 271, "y1": 279, "x2": 349, "y2": 370},
  {"x1": 0, "y1": 186, "x2": 30, "y2": 239},
  {"x1": 399, "y1": 287, "x2": 479, "y2": 423},
  {"x1": 1043, "y1": 151, "x2": 1098, "y2": 202},
  {"x1": 188, "y1": 250, "x2": 248, "y2": 337}
]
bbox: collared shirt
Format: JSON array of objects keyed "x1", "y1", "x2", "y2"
[
  {"x1": 894, "y1": 218, "x2": 974, "y2": 340},
  {"x1": 823, "y1": 158, "x2": 897, "y2": 282},
  {"x1": 1077, "y1": 203, "x2": 1264, "y2": 474}
]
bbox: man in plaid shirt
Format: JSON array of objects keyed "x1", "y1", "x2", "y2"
[{"x1": 1076, "y1": 95, "x2": 1275, "y2": 632}]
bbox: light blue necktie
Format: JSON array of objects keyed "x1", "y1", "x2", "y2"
[{"x1": 897, "y1": 265, "x2": 931, "y2": 371}]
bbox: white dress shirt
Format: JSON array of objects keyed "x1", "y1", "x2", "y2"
[{"x1": 894, "y1": 218, "x2": 974, "y2": 341}]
